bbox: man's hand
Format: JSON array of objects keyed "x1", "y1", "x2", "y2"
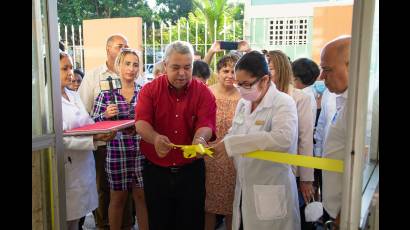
[
  {"x1": 104, "y1": 104, "x2": 119, "y2": 118},
  {"x1": 192, "y1": 136, "x2": 209, "y2": 159},
  {"x1": 300, "y1": 181, "x2": 315, "y2": 203},
  {"x1": 335, "y1": 213, "x2": 340, "y2": 229},
  {"x1": 154, "y1": 134, "x2": 172, "y2": 158},
  {"x1": 94, "y1": 131, "x2": 117, "y2": 142},
  {"x1": 238, "y1": 40, "x2": 251, "y2": 52}
]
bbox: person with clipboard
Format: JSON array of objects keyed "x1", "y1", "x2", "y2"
[
  {"x1": 60, "y1": 51, "x2": 116, "y2": 230},
  {"x1": 92, "y1": 48, "x2": 148, "y2": 230}
]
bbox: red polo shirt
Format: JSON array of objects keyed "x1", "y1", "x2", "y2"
[{"x1": 135, "y1": 74, "x2": 216, "y2": 167}]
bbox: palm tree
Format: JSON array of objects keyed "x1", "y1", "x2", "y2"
[{"x1": 193, "y1": 0, "x2": 228, "y2": 43}]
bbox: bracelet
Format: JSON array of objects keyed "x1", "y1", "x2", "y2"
[{"x1": 195, "y1": 136, "x2": 207, "y2": 144}]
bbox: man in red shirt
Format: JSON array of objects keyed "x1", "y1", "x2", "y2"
[{"x1": 135, "y1": 41, "x2": 217, "y2": 230}]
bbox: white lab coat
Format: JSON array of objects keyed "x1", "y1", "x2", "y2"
[
  {"x1": 322, "y1": 90, "x2": 348, "y2": 218},
  {"x1": 224, "y1": 83, "x2": 301, "y2": 230},
  {"x1": 62, "y1": 88, "x2": 98, "y2": 221},
  {"x1": 301, "y1": 85, "x2": 317, "y2": 128}
]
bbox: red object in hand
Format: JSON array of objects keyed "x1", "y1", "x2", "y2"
[{"x1": 64, "y1": 119, "x2": 135, "y2": 136}]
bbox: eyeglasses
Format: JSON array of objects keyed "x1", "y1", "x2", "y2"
[
  {"x1": 71, "y1": 80, "x2": 82, "y2": 84},
  {"x1": 110, "y1": 44, "x2": 129, "y2": 49},
  {"x1": 233, "y1": 77, "x2": 263, "y2": 89}
]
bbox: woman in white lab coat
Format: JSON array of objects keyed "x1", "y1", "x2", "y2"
[
  {"x1": 213, "y1": 51, "x2": 300, "y2": 230},
  {"x1": 60, "y1": 52, "x2": 115, "y2": 230}
]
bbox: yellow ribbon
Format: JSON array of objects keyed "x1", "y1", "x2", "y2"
[
  {"x1": 172, "y1": 144, "x2": 343, "y2": 173},
  {"x1": 171, "y1": 144, "x2": 214, "y2": 158},
  {"x1": 243, "y1": 151, "x2": 344, "y2": 173}
]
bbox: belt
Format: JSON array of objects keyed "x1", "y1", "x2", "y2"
[{"x1": 146, "y1": 159, "x2": 203, "y2": 174}]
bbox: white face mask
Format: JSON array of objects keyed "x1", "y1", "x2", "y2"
[
  {"x1": 304, "y1": 201, "x2": 323, "y2": 222},
  {"x1": 238, "y1": 83, "x2": 262, "y2": 102}
]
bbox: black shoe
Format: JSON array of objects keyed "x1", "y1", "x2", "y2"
[{"x1": 215, "y1": 214, "x2": 224, "y2": 229}]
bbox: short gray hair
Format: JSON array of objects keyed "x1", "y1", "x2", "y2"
[
  {"x1": 164, "y1": 41, "x2": 194, "y2": 61},
  {"x1": 106, "y1": 34, "x2": 128, "y2": 47}
]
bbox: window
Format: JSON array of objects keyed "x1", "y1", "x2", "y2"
[{"x1": 269, "y1": 17, "x2": 309, "y2": 46}]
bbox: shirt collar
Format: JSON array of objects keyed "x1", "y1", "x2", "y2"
[
  {"x1": 164, "y1": 74, "x2": 192, "y2": 94},
  {"x1": 336, "y1": 89, "x2": 348, "y2": 110},
  {"x1": 100, "y1": 62, "x2": 116, "y2": 76}
]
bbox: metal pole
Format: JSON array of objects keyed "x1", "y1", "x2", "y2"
[
  {"x1": 205, "y1": 21, "x2": 207, "y2": 54},
  {"x1": 195, "y1": 20, "x2": 198, "y2": 51},
  {"x1": 160, "y1": 22, "x2": 163, "y2": 53},
  {"x1": 144, "y1": 22, "x2": 147, "y2": 72},
  {"x1": 224, "y1": 16, "x2": 226, "y2": 55},
  {"x1": 233, "y1": 20, "x2": 236, "y2": 41},
  {"x1": 152, "y1": 22, "x2": 156, "y2": 64},
  {"x1": 58, "y1": 23, "x2": 61, "y2": 41},
  {"x1": 169, "y1": 23, "x2": 172, "y2": 44},
  {"x1": 214, "y1": 20, "x2": 217, "y2": 71},
  {"x1": 64, "y1": 25, "x2": 68, "y2": 51},
  {"x1": 243, "y1": 19, "x2": 245, "y2": 40},
  {"x1": 71, "y1": 24, "x2": 76, "y2": 69},
  {"x1": 178, "y1": 20, "x2": 180, "y2": 41},
  {"x1": 186, "y1": 21, "x2": 189, "y2": 42},
  {"x1": 79, "y1": 25, "x2": 83, "y2": 70},
  {"x1": 224, "y1": 16, "x2": 227, "y2": 41}
]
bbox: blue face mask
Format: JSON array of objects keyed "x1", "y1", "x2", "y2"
[{"x1": 313, "y1": 80, "x2": 326, "y2": 95}]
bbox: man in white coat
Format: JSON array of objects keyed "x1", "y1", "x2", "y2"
[
  {"x1": 213, "y1": 51, "x2": 300, "y2": 230},
  {"x1": 319, "y1": 36, "x2": 351, "y2": 226}
]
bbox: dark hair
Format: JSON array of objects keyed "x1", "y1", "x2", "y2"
[
  {"x1": 234, "y1": 51, "x2": 270, "y2": 79},
  {"x1": 59, "y1": 41, "x2": 65, "y2": 51},
  {"x1": 74, "y1": 69, "x2": 84, "y2": 79},
  {"x1": 216, "y1": 54, "x2": 239, "y2": 72},
  {"x1": 59, "y1": 51, "x2": 70, "y2": 60},
  {"x1": 192, "y1": 60, "x2": 211, "y2": 80},
  {"x1": 291, "y1": 58, "x2": 320, "y2": 86}
]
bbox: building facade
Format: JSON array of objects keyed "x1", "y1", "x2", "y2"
[{"x1": 244, "y1": 0, "x2": 353, "y2": 63}]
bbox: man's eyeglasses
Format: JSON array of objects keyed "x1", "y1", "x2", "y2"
[
  {"x1": 71, "y1": 80, "x2": 82, "y2": 84},
  {"x1": 233, "y1": 77, "x2": 263, "y2": 89},
  {"x1": 110, "y1": 44, "x2": 129, "y2": 49}
]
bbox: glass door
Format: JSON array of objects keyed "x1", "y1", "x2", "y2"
[{"x1": 32, "y1": 0, "x2": 65, "y2": 229}]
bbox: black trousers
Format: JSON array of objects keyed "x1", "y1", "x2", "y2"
[{"x1": 143, "y1": 159, "x2": 205, "y2": 230}]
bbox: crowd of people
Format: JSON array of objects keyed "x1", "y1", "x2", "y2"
[{"x1": 59, "y1": 34, "x2": 351, "y2": 230}]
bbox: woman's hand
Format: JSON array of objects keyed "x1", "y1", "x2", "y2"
[
  {"x1": 209, "y1": 41, "x2": 222, "y2": 53},
  {"x1": 94, "y1": 131, "x2": 117, "y2": 142},
  {"x1": 104, "y1": 104, "x2": 118, "y2": 118},
  {"x1": 238, "y1": 40, "x2": 251, "y2": 52},
  {"x1": 210, "y1": 141, "x2": 227, "y2": 160}
]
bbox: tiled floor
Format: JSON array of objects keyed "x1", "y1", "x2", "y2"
[{"x1": 81, "y1": 212, "x2": 226, "y2": 230}]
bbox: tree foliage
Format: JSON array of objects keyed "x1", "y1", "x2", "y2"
[
  {"x1": 155, "y1": 0, "x2": 193, "y2": 25},
  {"x1": 57, "y1": 0, "x2": 154, "y2": 27}
]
